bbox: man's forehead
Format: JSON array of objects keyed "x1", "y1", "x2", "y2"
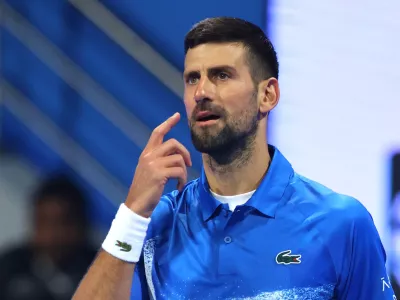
[{"x1": 184, "y1": 43, "x2": 246, "y2": 71}]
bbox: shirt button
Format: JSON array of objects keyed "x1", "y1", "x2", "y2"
[{"x1": 224, "y1": 236, "x2": 232, "y2": 244}]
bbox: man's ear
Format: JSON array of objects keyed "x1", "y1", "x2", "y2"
[{"x1": 258, "y1": 77, "x2": 280, "y2": 115}]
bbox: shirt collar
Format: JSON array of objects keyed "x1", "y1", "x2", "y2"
[{"x1": 198, "y1": 145, "x2": 293, "y2": 221}]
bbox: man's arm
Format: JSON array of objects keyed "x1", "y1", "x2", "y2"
[
  {"x1": 73, "y1": 250, "x2": 135, "y2": 300},
  {"x1": 334, "y1": 201, "x2": 396, "y2": 299},
  {"x1": 72, "y1": 113, "x2": 191, "y2": 300}
]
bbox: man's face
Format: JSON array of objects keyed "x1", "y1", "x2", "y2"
[{"x1": 183, "y1": 43, "x2": 260, "y2": 155}]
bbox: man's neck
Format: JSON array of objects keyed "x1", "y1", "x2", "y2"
[{"x1": 203, "y1": 142, "x2": 271, "y2": 196}]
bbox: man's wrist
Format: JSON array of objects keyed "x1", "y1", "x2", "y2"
[
  {"x1": 102, "y1": 204, "x2": 151, "y2": 263},
  {"x1": 126, "y1": 202, "x2": 153, "y2": 219}
]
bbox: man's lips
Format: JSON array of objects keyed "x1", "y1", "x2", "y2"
[{"x1": 195, "y1": 111, "x2": 221, "y2": 122}]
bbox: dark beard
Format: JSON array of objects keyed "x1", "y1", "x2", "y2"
[{"x1": 190, "y1": 100, "x2": 259, "y2": 167}]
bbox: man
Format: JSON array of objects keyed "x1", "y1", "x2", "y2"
[
  {"x1": 73, "y1": 17, "x2": 395, "y2": 299},
  {"x1": 0, "y1": 175, "x2": 96, "y2": 300}
]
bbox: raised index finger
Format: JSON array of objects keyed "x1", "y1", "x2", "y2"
[{"x1": 146, "y1": 113, "x2": 180, "y2": 150}]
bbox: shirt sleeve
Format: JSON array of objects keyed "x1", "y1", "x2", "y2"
[{"x1": 334, "y1": 200, "x2": 396, "y2": 300}]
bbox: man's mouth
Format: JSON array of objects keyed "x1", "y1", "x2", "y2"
[{"x1": 195, "y1": 111, "x2": 221, "y2": 122}]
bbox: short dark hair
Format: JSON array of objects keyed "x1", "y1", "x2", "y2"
[
  {"x1": 184, "y1": 17, "x2": 279, "y2": 83},
  {"x1": 32, "y1": 174, "x2": 88, "y2": 226}
]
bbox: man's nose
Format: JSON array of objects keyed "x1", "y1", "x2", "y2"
[{"x1": 194, "y1": 77, "x2": 215, "y2": 103}]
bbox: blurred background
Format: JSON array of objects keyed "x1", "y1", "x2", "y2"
[{"x1": 0, "y1": 0, "x2": 398, "y2": 299}]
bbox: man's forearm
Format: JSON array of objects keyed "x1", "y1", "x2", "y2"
[{"x1": 73, "y1": 250, "x2": 135, "y2": 300}]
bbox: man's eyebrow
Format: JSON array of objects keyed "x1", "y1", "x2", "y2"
[
  {"x1": 183, "y1": 65, "x2": 237, "y2": 78},
  {"x1": 208, "y1": 65, "x2": 237, "y2": 73},
  {"x1": 183, "y1": 70, "x2": 199, "y2": 79}
]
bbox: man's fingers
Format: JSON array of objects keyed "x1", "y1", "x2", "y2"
[
  {"x1": 163, "y1": 167, "x2": 187, "y2": 191},
  {"x1": 158, "y1": 154, "x2": 186, "y2": 169},
  {"x1": 141, "y1": 114, "x2": 191, "y2": 193},
  {"x1": 157, "y1": 155, "x2": 187, "y2": 192},
  {"x1": 153, "y1": 139, "x2": 192, "y2": 167},
  {"x1": 146, "y1": 113, "x2": 180, "y2": 150},
  {"x1": 177, "y1": 179, "x2": 185, "y2": 192}
]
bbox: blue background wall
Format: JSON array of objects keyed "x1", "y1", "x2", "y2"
[{"x1": 1, "y1": 0, "x2": 267, "y2": 229}]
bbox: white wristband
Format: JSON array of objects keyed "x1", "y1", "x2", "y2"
[{"x1": 102, "y1": 203, "x2": 150, "y2": 263}]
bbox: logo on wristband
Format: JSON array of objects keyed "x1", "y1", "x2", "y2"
[{"x1": 115, "y1": 240, "x2": 132, "y2": 252}]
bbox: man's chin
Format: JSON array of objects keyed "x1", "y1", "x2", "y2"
[
  {"x1": 191, "y1": 138, "x2": 226, "y2": 154},
  {"x1": 190, "y1": 125, "x2": 228, "y2": 152},
  {"x1": 192, "y1": 120, "x2": 222, "y2": 131},
  {"x1": 191, "y1": 126, "x2": 220, "y2": 138},
  {"x1": 193, "y1": 145, "x2": 220, "y2": 154}
]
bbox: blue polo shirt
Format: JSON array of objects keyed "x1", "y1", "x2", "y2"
[{"x1": 131, "y1": 146, "x2": 394, "y2": 299}]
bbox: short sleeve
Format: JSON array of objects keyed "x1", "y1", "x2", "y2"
[
  {"x1": 146, "y1": 191, "x2": 178, "y2": 237},
  {"x1": 333, "y1": 200, "x2": 396, "y2": 299}
]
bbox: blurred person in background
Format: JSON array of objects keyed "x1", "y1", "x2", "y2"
[
  {"x1": 391, "y1": 191, "x2": 400, "y2": 297},
  {"x1": 389, "y1": 153, "x2": 400, "y2": 297},
  {"x1": 0, "y1": 175, "x2": 96, "y2": 300}
]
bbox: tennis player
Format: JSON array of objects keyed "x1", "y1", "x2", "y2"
[{"x1": 73, "y1": 17, "x2": 395, "y2": 300}]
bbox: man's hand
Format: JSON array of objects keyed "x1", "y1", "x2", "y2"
[{"x1": 126, "y1": 113, "x2": 192, "y2": 218}]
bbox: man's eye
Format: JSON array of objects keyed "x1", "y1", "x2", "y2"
[
  {"x1": 187, "y1": 77, "x2": 199, "y2": 85},
  {"x1": 217, "y1": 72, "x2": 229, "y2": 80}
]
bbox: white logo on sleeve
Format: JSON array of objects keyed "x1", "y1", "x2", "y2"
[{"x1": 381, "y1": 277, "x2": 391, "y2": 292}]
